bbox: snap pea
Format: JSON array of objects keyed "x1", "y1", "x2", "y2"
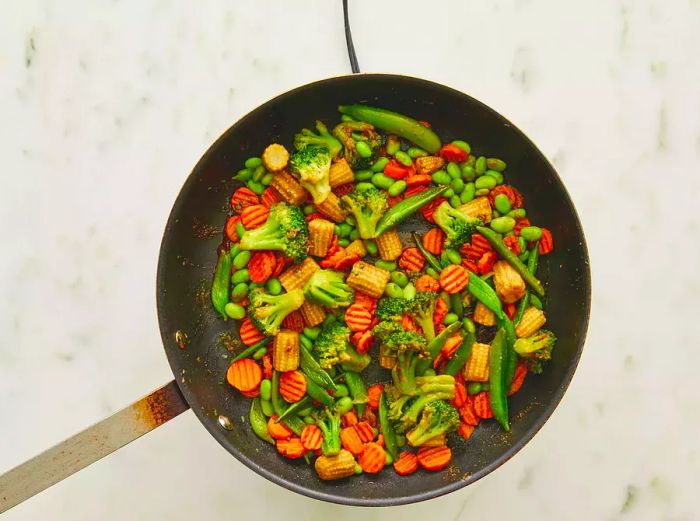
[
  {"x1": 444, "y1": 248, "x2": 462, "y2": 265},
  {"x1": 306, "y1": 377, "x2": 334, "y2": 407},
  {"x1": 266, "y1": 278, "x2": 282, "y2": 295},
  {"x1": 412, "y1": 232, "x2": 442, "y2": 272},
  {"x1": 475, "y1": 175, "x2": 497, "y2": 190},
  {"x1": 236, "y1": 221, "x2": 247, "y2": 240},
  {"x1": 494, "y1": 193, "x2": 512, "y2": 214},
  {"x1": 444, "y1": 330, "x2": 476, "y2": 376},
  {"x1": 355, "y1": 140, "x2": 373, "y2": 158},
  {"x1": 247, "y1": 180, "x2": 264, "y2": 195},
  {"x1": 462, "y1": 165, "x2": 476, "y2": 182},
  {"x1": 416, "y1": 322, "x2": 462, "y2": 375},
  {"x1": 388, "y1": 180, "x2": 407, "y2": 196},
  {"x1": 231, "y1": 338, "x2": 269, "y2": 363},
  {"x1": 385, "y1": 453, "x2": 393, "y2": 465},
  {"x1": 276, "y1": 395, "x2": 312, "y2": 423},
  {"x1": 338, "y1": 104, "x2": 442, "y2": 153},
  {"x1": 233, "y1": 250, "x2": 251, "y2": 269},
  {"x1": 394, "y1": 150, "x2": 412, "y2": 167},
  {"x1": 260, "y1": 379, "x2": 272, "y2": 401},
  {"x1": 379, "y1": 391, "x2": 398, "y2": 460},
  {"x1": 375, "y1": 185, "x2": 448, "y2": 236},
  {"x1": 466, "y1": 270, "x2": 504, "y2": 317},
  {"x1": 486, "y1": 158, "x2": 507, "y2": 172},
  {"x1": 355, "y1": 169, "x2": 374, "y2": 181},
  {"x1": 449, "y1": 293, "x2": 463, "y2": 317},
  {"x1": 250, "y1": 398, "x2": 274, "y2": 444},
  {"x1": 496, "y1": 312, "x2": 518, "y2": 388},
  {"x1": 520, "y1": 226, "x2": 543, "y2": 242},
  {"x1": 271, "y1": 372, "x2": 304, "y2": 434},
  {"x1": 440, "y1": 250, "x2": 452, "y2": 267},
  {"x1": 490, "y1": 216, "x2": 516, "y2": 234},
  {"x1": 407, "y1": 146, "x2": 428, "y2": 158},
  {"x1": 489, "y1": 328, "x2": 510, "y2": 431},
  {"x1": 234, "y1": 168, "x2": 252, "y2": 182},
  {"x1": 530, "y1": 293, "x2": 543, "y2": 309},
  {"x1": 260, "y1": 397, "x2": 274, "y2": 417},
  {"x1": 343, "y1": 371, "x2": 368, "y2": 417},
  {"x1": 485, "y1": 170, "x2": 504, "y2": 184},
  {"x1": 231, "y1": 269, "x2": 250, "y2": 284},
  {"x1": 391, "y1": 270, "x2": 409, "y2": 287},
  {"x1": 384, "y1": 282, "x2": 404, "y2": 299},
  {"x1": 461, "y1": 182, "x2": 476, "y2": 203},
  {"x1": 519, "y1": 249, "x2": 530, "y2": 262},
  {"x1": 224, "y1": 302, "x2": 246, "y2": 319},
  {"x1": 443, "y1": 313, "x2": 459, "y2": 325},
  {"x1": 375, "y1": 259, "x2": 396, "y2": 271},
  {"x1": 371, "y1": 173, "x2": 394, "y2": 189},
  {"x1": 451, "y1": 140, "x2": 471, "y2": 154},
  {"x1": 332, "y1": 383, "x2": 349, "y2": 397},
  {"x1": 252, "y1": 347, "x2": 267, "y2": 360},
  {"x1": 371, "y1": 157, "x2": 389, "y2": 172},
  {"x1": 477, "y1": 226, "x2": 545, "y2": 296},
  {"x1": 432, "y1": 170, "x2": 451, "y2": 185},
  {"x1": 475, "y1": 156, "x2": 487, "y2": 175},
  {"x1": 303, "y1": 327, "x2": 320, "y2": 340},
  {"x1": 297, "y1": 406, "x2": 314, "y2": 417},
  {"x1": 338, "y1": 238, "x2": 350, "y2": 247},
  {"x1": 211, "y1": 249, "x2": 232, "y2": 319},
  {"x1": 245, "y1": 157, "x2": 262, "y2": 169},
  {"x1": 517, "y1": 236, "x2": 527, "y2": 254},
  {"x1": 299, "y1": 334, "x2": 313, "y2": 352},
  {"x1": 364, "y1": 240, "x2": 377, "y2": 256},
  {"x1": 300, "y1": 345, "x2": 336, "y2": 391},
  {"x1": 403, "y1": 282, "x2": 416, "y2": 300}
]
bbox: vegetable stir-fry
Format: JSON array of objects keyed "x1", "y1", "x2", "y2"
[{"x1": 214, "y1": 104, "x2": 556, "y2": 479}]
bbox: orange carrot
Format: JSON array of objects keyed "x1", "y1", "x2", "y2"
[
  {"x1": 240, "y1": 204, "x2": 269, "y2": 230},
  {"x1": 351, "y1": 330, "x2": 374, "y2": 355},
  {"x1": 502, "y1": 235, "x2": 521, "y2": 255},
  {"x1": 459, "y1": 395, "x2": 480, "y2": 426},
  {"x1": 417, "y1": 445, "x2": 452, "y2": 471},
  {"x1": 282, "y1": 310, "x2": 305, "y2": 333},
  {"x1": 508, "y1": 363, "x2": 528, "y2": 396},
  {"x1": 402, "y1": 314, "x2": 420, "y2": 333},
  {"x1": 398, "y1": 247, "x2": 425, "y2": 272},
  {"x1": 359, "y1": 442, "x2": 386, "y2": 474},
  {"x1": 341, "y1": 410, "x2": 359, "y2": 428},
  {"x1": 477, "y1": 251, "x2": 497, "y2": 275},
  {"x1": 376, "y1": 434, "x2": 384, "y2": 447},
  {"x1": 267, "y1": 415, "x2": 293, "y2": 440},
  {"x1": 488, "y1": 184, "x2": 523, "y2": 209},
  {"x1": 344, "y1": 304, "x2": 373, "y2": 332},
  {"x1": 420, "y1": 196, "x2": 446, "y2": 223},
  {"x1": 260, "y1": 187, "x2": 282, "y2": 208},
  {"x1": 404, "y1": 185, "x2": 427, "y2": 198},
  {"x1": 225, "y1": 215, "x2": 241, "y2": 242},
  {"x1": 226, "y1": 358, "x2": 262, "y2": 392},
  {"x1": 451, "y1": 379, "x2": 467, "y2": 408},
  {"x1": 513, "y1": 217, "x2": 531, "y2": 237},
  {"x1": 276, "y1": 437, "x2": 306, "y2": 459},
  {"x1": 353, "y1": 291, "x2": 378, "y2": 314},
  {"x1": 422, "y1": 228, "x2": 446, "y2": 255},
  {"x1": 473, "y1": 392, "x2": 494, "y2": 419},
  {"x1": 386, "y1": 193, "x2": 403, "y2": 207},
  {"x1": 230, "y1": 187, "x2": 259, "y2": 212},
  {"x1": 248, "y1": 251, "x2": 276, "y2": 283},
  {"x1": 441, "y1": 334, "x2": 463, "y2": 359},
  {"x1": 433, "y1": 297, "x2": 448, "y2": 327},
  {"x1": 457, "y1": 422, "x2": 475, "y2": 440},
  {"x1": 393, "y1": 451, "x2": 419, "y2": 476},
  {"x1": 300, "y1": 424, "x2": 323, "y2": 451},
  {"x1": 340, "y1": 426, "x2": 365, "y2": 456},
  {"x1": 470, "y1": 234, "x2": 493, "y2": 255},
  {"x1": 261, "y1": 353, "x2": 273, "y2": 380},
  {"x1": 239, "y1": 317, "x2": 265, "y2": 346},
  {"x1": 239, "y1": 386, "x2": 260, "y2": 398},
  {"x1": 539, "y1": 227, "x2": 554, "y2": 255},
  {"x1": 366, "y1": 384, "x2": 384, "y2": 410},
  {"x1": 405, "y1": 174, "x2": 432, "y2": 186},
  {"x1": 439, "y1": 264, "x2": 469, "y2": 294},
  {"x1": 333, "y1": 182, "x2": 354, "y2": 198},
  {"x1": 354, "y1": 421, "x2": 376, "y2": 443},
  {"x1": 279, "y1": 370, "x2": 307, "y2": 403},
  {"x1": 415, "y1": 274, "x2": 440, "y2": 293}
]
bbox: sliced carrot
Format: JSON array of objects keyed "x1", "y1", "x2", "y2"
[
  {"x1": 459, "y1": 395, "x2": 480, "y2": 426},
  {"x1": 393, "y1": 451, "x2": 419, "y2": 476},
  {"x1": 457, "y1": 422, "x2": 475, "y2": 440},
  {"x1": 260, "y1": 186, "x2": 282, "y2": 208},
  {"x1": 386, "y1": 192, "x2": 403, "y2": 207},
  {"x1": 539, "y1": 227, "x2": 554, "y2": 255},
  {"x1": 239, "y1": 317, "x2": 265, "y2": 346},
  {"x1": 354, "y1": 421, "x2": 376, "y2": 443},
  {"x1": 344, "y1": 304, "x2": 373, "y2": 332},
  {"x1": 279, "y1": 370, "x2": 307, "y2": 403},
  {"x1": 473, "y1": 392, "x2": 494, "y2": 419},
  {"x1": 508, "y1": 363, "x2": 528, "y2": 396},
  {"x1": 417, "y1": 445, "x2": 452, "y2": 471},
  {"x1": 461, "y1": 257, "x2": 478, "y2": 274},
  {"x1": 488, "y1": 184, "x2": 523, "y2": 209},
  {"x1": 333, "y1": 182, "x2": 355, "y2": 198},
  {"x1": 451, "y1": 379, "x2": 467, "y2": 408},
  {"x1": 267, "y1": 415, "x2": 293, "y2": 440},
  {"x1": 420, "y1": 196, "x2": 446, "y2": 224},
  {"x1": 226, "y1": 358, "x2": 262, "y2": 392},
  {"x1": 276, "y1": 437, "x2": 306, "y2": 459},
  {"x1": 404, "y1": 185, "x2": 427, "y2": 198},
  {"x1": 405, "y1": 174, "x2": 432, "y2": 187},
  {"x1": 441, "y1": 334, "x2": 463, "y2": 359},
  {"x1": 422, "y1": 228, "x2": 446, "y2": 255},
  {"x1": 470, "y1": 234, "x2": 493, "y2": 255},
  {"x1": 341, "y1": 410, "x2": 359, "y2": 428},
  {"x1": 271, "y1": 254, "x2": 288, "y2": 278},
  {"x1": 439, "y1": 264, "x2": 469, "y2": 294},
  {"x1": 239, "y1": 386, "x2": 260, "y2": 398},
  {"x1": 248, "y1": 251, "x2": 276, "y2": 283},
  {"x1": 504, "y1": 303, "x2": 516, "y2": 320},
  {"x1": 240, "y1": 204, "x2": 270, "y2": 230},
  {"x1": 362, "y1": 407, "x2": 378, "y2": 427},
  {"x1": 513, "y1": 217, "x2": 531, "y2": 237},
  {"x1": 439, "y1": 144, "x2": 468, "y2": 162},
  {"x1": 282, "y1": 310, "x2": 305, "y2": 333},
  {"x1": 225, "y1": 215, "x2": 241, "y2": 242},
  {"x1": 502, "y1": 235, "x2": 521, "y2": 255},
  {"x1": 351, "y1": 330, "x2": 374, "y2": 355},
  {"x1": 399, "y1": 247, "x2": 425, "y2": 272},
  {"x1": 433, "y1": 297, "x2": 448, "y2": 327},
  {"x1": 383, "y1": 159, "x2": 410, "y2": 180},
  {"x1": 477, "y1": 251, "x2": 497, "y2": 275},
  {"x1": 366, "y1": 385, "x2": 384, "y2": 410},
  {"x1": 402, "y1": 314, "x2": 419, "y2": 333},
  {"x1": 376, "y1": 434, "x2": 384, "y2": 447},
  {"x1": 415, "y1": 274, "x2": 440, "y2": 293},
  {"x1": 230, "y1": 187, "x2": 259, "y2": 212},
  {"x1": 261, "y1": 353, "x2": 273, "y2": 380},
  {"x1": 300, "y1": 424, "x2": 323, "y2": 451},
  {"x1": 353, "y1": 291, "x2": 377, "y2": 314},
  {"x1": 359, "y1": 442, "x2": 386, "y2": 474},
  {"x1": 340, "y1": 426, "x2": 365, "y2": 456}
]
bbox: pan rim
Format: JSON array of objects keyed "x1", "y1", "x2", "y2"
[{"x1": 156, "y1": 72, "x2": 591, "y2": 507}]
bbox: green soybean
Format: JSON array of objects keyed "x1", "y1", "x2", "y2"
[
  {"x1": 465, "y1": 155, "x2": 476, "y2": 167},
  {"x1": 335, "y1": 223, "x2": 351, "y2": 237},
  {"x1": 394, "y1": 150, "x2": 412, "y2": 167},
  {"x1": 247, "y1": 180, "x2": 265, "y2": 195},
  {"x1": 338, "y1": 238, "x2": 350, "y2": 247},
  {"x1": 236, "y1": 221, "x2": 247, "y2": 240},
  {"x1": 449, "y1": 195, "x2": 461, "y2": 208},
  {"x1": 245, "y1": 157, "x2": 262, "y2": 169},
  {"x1": 443, "y1": 188, "x2": 455, "y2": 198},
  {"x1": 475, "y1": 156, "x2": 487, "y2": 175},
  {"x1": 485, "y1": 169, "x2": 504, "y2": 184},
  {"x1": 388, "y1": 180, "x2": 407, "y2": 196},
  {"x1": 224, "y1": 302, "x2": 246, "y2": 319},
  {"x1": 432, "y1": 170, "x2": 451, "y2": 185},
  {"x1": 355, "y1": 140, "x2": 373, "y2": 158},
  {"x1": 235, "y1": 168, "x2": 252, "y2": 182},
  {"x1": 303, "y1": 327, "x2": 320, "y2": 340},
  {"x1": 335, "y1": 396, "x2": 354, "y2": 415},
  {"x1": 407, "y1": 146, "x2": 428, "y2": 158},
  {"x1": 231, "y1": 282, "x2": 249, "y2": 302},
  {"x1": 260, "y1": 398, "x2": 274, "y2": 417},
  {"x1": 260, "y1": 173, "x2": 274, "y2": 186},
  {"x1": 386, "y1": 135, "x2": 401, "y2": 156},
  {"x1": 391, "y1": 271, "x2": 409, "y2": 287},
  {"x1": 475, "y1": 175, "x2": 497, "y2": 190},
  {"x1": 302, "y1": 204, "x2": 315, "y2": 215},
  {"x1": 253, "y1": 347, "x2": 268, "y2": 360},
  {"x1": 444, "y1": 313, "x2": 459, "y2": 325},
  {"x1": 375, "y1": 259, "x2": 397, "y2": 271},
  {"x1": 451, "y1": 178, "x2": 464, "y2": 194},
  {"x1": 260, "y1": 379, "x2": 272, "y2": 401},
  {"x1": 445, "y1": 248, "x2": 462, "y2": 265},
  {"x1": 371, "y1": 173, "x2": 395, "y2": 189},
  {"x1": 461, "y1": 182, "x2": 476, "y2": 203},
  {"x1": 463, "y1": 316, "x2": 476, "y2": 334},
  {"x1": 266, "y1": 278, "x2": 282, "y2": 295},
  {"x1": 508, "y1": 208, "x2": 527, "y2": 219},
  {"x1": 349, "y1": 229, "x2": 359, "y2": 242},
  {"x1": 451, "y1": 140, "x2": 471, "y2": 154},
  {"x1": 355, "y1": 182, "x2": 375, "y2": 192},
  {"x1": 494, "y1": 193, "x2": 512, "y2": 214},
  {"x1": 403, "y1": 282, "x2": 416, "y2": 300},
  {"x1": 530, "y1": 293, "x2": 543, "y2": 310},
  {"x1": 333, "y1": 384, "x2": 349, "y2": 397},
  {"x1": 231, "y1": 269, "x2": 250, "y2": 284},
  {"x1": 490, "y1": 216, "x2": 516, "y2": 233},
  {"x1": 299, "y1": 334, "x2": 313, "y2": 352},
  {"x1": 492, "y1": 210, "x2": 501, "y2": 219},
  {"x1": 475, "y1": 188, "x2": 490, "y2": 197},
  {"x1": 487, "y1": 158, "x2": 507, "y2": 172},
  {"x1": 354, "y1": 463, "x2": 363, "y2": 475},
  {"x1": 462, "y1": 165, "x2": 476, "y2": 181},
  {"x1": 364, "y1": 240, "x2": 378, "y2": 256},
  {"x1": 252, "y1": 165, "x2": 266, "y2": 182},
  {"x1": 355, "y1": 169, "x2": 374, "y2": 181},
  {"x1": 425, "y1": 267, "x2": 440, "y2": 279},
  {"x1": 371, "y1": 157, "x2": 389, "y2": 172},
  {"x1": 233, "y1": 251, "x2": 251, "y2": 269},
  {"x1": 447, "y1": 162, "x2": 461, "y2": 179},
  {"x1": 467, "y1": 382, "x2": 483, "y2": 395},
  {"x1": 520, "y1": 226, "x2": 543, "y2": 241},
  {"x1": 384, "y1": 282, "x2": 404, "y2": 299}
]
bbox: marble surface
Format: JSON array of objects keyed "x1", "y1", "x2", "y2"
[{"x1": 1, "y1": 0, "x2": 699, "y2": 519}]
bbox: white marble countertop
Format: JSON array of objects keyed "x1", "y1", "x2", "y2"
[{"x1": 1, "y1": 1, "x2": 699, "y2": 519}]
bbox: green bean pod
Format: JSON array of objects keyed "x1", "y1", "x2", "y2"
[
  {"x1": 300, "y1": 345, "x2": 337, "y2": 391},
  {"x1": 271, "y1": 371, "x2": 304, "y2": 435},
  {"x1": 211, "y1": 249, "x2": 232, "y2": 319},
  {"x1": 466, "y1": 270, "x2": 504, "y2": 317},
  {"x1": 231, "y1": 338, "x2": 269, "y2": 363},
  {"x1": 378, "y1": 391, "x2": 398, "y2": 460},
  {"x1": 444, "y1": 330, "x2": 476, "y2": 376},
  {"x1": 488, "y1": 329, "x2": 510, "y2": 431},
  {"x1": 343, "y1": 370, "x2": 368, "y2": 418},
  {"x1": 514, "y1": 243, "x2": 540, "y2": 325},
  {"x1": 375, "y1": 186, "x2": 448, "y2": 236},
  {"x1": 496, "y1": 312, "x2": 518, "y2": 388},
  {"x1": 305, "y1": 377, "x2": 335, "y2": 407},
  {"x1": 249, "y1": 398, "x2": 274, "y2": 444},
  {"x1": 416, "y1": 322, "x2": 462, "y2": 375},
  {"x1": 412, "y1": 232, "x2": 443, "y2": 272},
  {"x1": 276, "y1": 396, "x2": 312, "y2": 423}
]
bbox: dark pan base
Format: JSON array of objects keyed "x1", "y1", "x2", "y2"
[{"x1": 156, "y1": 74, "x2": 591, "y2": 506}]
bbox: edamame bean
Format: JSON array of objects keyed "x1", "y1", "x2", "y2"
[
  {"x1": 247, "y1": 180, "x2": 264, "y2": 195},
  {"x1": 475, "y1": 175, "x2": 497, "y2": 190},
  {"x1": 486, "y1": 158, "x2": 507, "y2": 172},
  {"x1": 260, "y1": 398, "x2": 274, "y2": 417},
  {"x1": 354, "y1": 463, "x2": 363, "y2": 475},
  {"x1": 303, "y1": 204, "x2": 315, "y2": 215},
  {"x1": 403, "y1": 282, "x2": 416, "y2": 300},
  {"x1": 451, "y1": 178, "x2": 464, "y2": 194},
  {"x1": 375, "y1": 260, "x2": 397, "y2": 271},
  {"x1": 467, "y1": 382, "x2": 483, "y2": 395},
  {"x1": 235, "y1": 168, "x2": 252, "y2": 182},
  {"x1": 335, "y1": 396, "x2": 354, "y2": 415},
  {"x1": 231, "y1": 269, "x2": 250, "y2": 284},
  {"x1": 492, "y1": 210, "x2": 501, "y2": 219},
  {"x1": 451, "y1": 140, "x2": 471, "y2": 154},
  {"x1": 299, "y1": 334, "x2": 313, "y2": 352},
  {"x1": 485, "y1": 169, "x2": 504, "y2": 185},
  {"x1": 371, "y1": 173, "x2": 395, "y2": 189},
  {"x1": 386, "y1": 135, "x2": 400, "y2": 156},
  {"x1": 463, "y1": 316, "x2": 476, "y2": 334},
  {"x1": 461, "y1": 182, "x2": 476, "y2": 203},
  {"x1": 230, "y1": 282, "x2": 249, "y2": 302},
  {"x1": 388, "y1": 180, "x2": 407, "y2": 196},
  {"x1": 394, "y1": 150, "x2": 412, "y2": 166},
  {"x1": 449, "y1": 195, "x2": 461, "y2": 208},
  {"x1": 444, "y1": 313, "x2": 459, "y2": 325},
  {"x1": 236, "y1": 221, "x2": 247, "y2": 240},
  {"x1": 253, "y1": 347, "x2": 268, "y2": 360},
  {"x1": 259, "y1": 379, "x2": 272, "y2": 401},
  {"x1": 494, "y1": 193, "x2": 512, "y2": 214},
  {"x1": 431, "y1": 170, "x2": 451, "y2": 185},
  {"x1": 355, "y1": 140, "x2": 373, "y2": 158},
  {"x1": 447, "y1": 162, "x2": 461, "y2": 179},
  {"x1": 475, "y1": 156, "x2": 487, "y2": 175},
  {"x1": 391, "y1": 271, "x2": 409, "y2": 287},
  {"x1": 233, "y1": 251, "x2": 251, "y2": 269},
  {"x1": 349, "y1": 229, "x2": 359, "y2": 242},
  {"x1": 407, "y1": 146, "x2": 428, "y2": 158},
  {"x1": 224, "y1": 302, "x2": 246, "y2": 319},
  {"x1": 355, "y1": 169, "x2": 374, "y2": 181},
  {"x1": 445, "y1": 248, "x2": 462, "y2": 265},
  {"x1": 425, "y1": 267, "x2": 440, "y2": 279},
  {"x1": 260, "y1": 173, "x2": 274, "y2": 186},
  {"x1": 508, "y1": 208, "x2": 527, "y2": 219},
  {"x1": 303, "y1": 327, "x2": 320, "y2": 340},
  {"x1": 384, "y1": 282, "x2": 404, "y2": 299},
  {"x1": 333, "y1": 384, "x2": 349, "y2": 397},
  {"x1": 352, "y1": 132, "x2": 365, "y2": 142},
  {"x1": 530, "y1": 293, "x2": 543, "y2": 310},
  {"x1": 335, "y1": 223, "x2": 351, "y2": 237},
  {"x1": 252, "y1": 165, "x2": 266, "y2": 182},
  {"x1": 465, "y1": 155, "x2": 476, "y2": 167},
  {"x1": 475, "y1": 188, "x2": 490, "y2": 196},
  {"x1": 461, "y1": 165, "x2": 476, "y2": 182},
  {"x1": 520, "y1": 226, "x2": 543, "y2": 241},
  {"x1": 490, "y1": 216, "x2": 516, "y2": 233},
  {"x1": 338, "y1": 238, "x2": 350, "y2": 247},
  {"x1": 364, "y1": 240, "x2": 378, "y2": 256},
  {"x1": 443, "y1": 188, "x2": 455, "y2": 198},
  {"x1": 371, "y1": 157, "x2": 389, "y2": 172},
  {"x1": 385, "y1": 453, "x2": 393, "y2": 465},
  {"x1": 245, "y1": 157, "x2": 263, "y2": 169},
  {"x1": 355, "y1": 182, "x2": 375, "y2": 192},
  {"x1": 266, "y1": 278, "x2": 282, "y2": 295}
]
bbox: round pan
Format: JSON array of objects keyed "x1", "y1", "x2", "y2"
[{"x1": 156, "y1": 74, "x2": 591, "y2": 506}]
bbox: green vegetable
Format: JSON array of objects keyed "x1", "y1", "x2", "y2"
[
  {"x1": 496, "y1": 312, "x2": 518, "y2": 388},
  {"x1": 475, "y1": 156, "x2": 487, "y2": 175},
  {"x1": 391, "y1": 271, "x2": 408, "y2": 287},
  {"x1": 394, "y1": 150, "x2": 413, "y2": 166},
  {"x1": 364, "y1": 239, "x2": 378, "y2": 256},
  {"x1": 338, "y1": 104, "x2": 442, "y2": 153},
  {"x1": 449, "y1": 293, "x2": 464, "y2": 316},
  {"x1": 300, "y1": 345, "x2": 336, "y2": 391},
  {"x1": 306, "y1": 377, "x2": 335, "y2": 407},
  {"x1": 462, "y1": 165, "x2": 476, "y2": 182},
  {"x1": 486, "y1": 158, "x2": 507, "y2": 171},
  {"x1": 371, "y1": 157, "x2": 389, "y2": 172},
  {"x1": 314, "y1": 322, "x2": 371, "y2": 372},
  {"x1": 247, "y1": 287, "x2": 305, "y2": 336},
  {"x1": 386, "y1": 374, "x2": 455, "y2": 433},
  {"x1": 443, "y1": 313, "x2": 459, "y2": 325},
  {"x1": 373, "y1": 321, "x2": 428, "y2": 396},
  {"x1": 375, "y1": 259, "x2": 397, "y2": 271},
  {"x1": 412, "y1": 232, "x2": 442, "y2": 272},
  {"x1": 475, "y1": 175, "x2": 497, "y2": 190},
  {"x1": 405, "y1": 400, "x2": 459, "y2": 447},
  {"x1": 485, "y1": 169, "x2": 504, "y2": 184},
  {"x1": 303, "y1": 327, "x2": 320, "y2": 340},
  {"x1": 355, "y1": 169, "x2": 373, "y2": 181},
  {"x1": 384, "y1": 283, "x2": 404, "y2": 299},
  {"x1": 467, "y1": 382, "x2": 483, "y2": 395},
  {"x1": 432, "y1": 170, "x2": 451, "y2": 185},
  {"x1": 260, "y1": 379, "x2": 272, "y2": 401},
  {"x1": 294, "y1": 120, "x2": 342, "y2": 158},
  {"x1": 514, "y1": 329, "x2": 556, "y2": 374},
  {"x1": 515, "y1": 244, "x2": 539, "y2": 325},
  {"x1": 490, "y1": 216, "x2": 516, "y2": 234},
  {"x1": 477, "y1": 226, "x2": 545, "y2": 296},
  {"x1": 451, "y1": 177, "x2": 464, "y2": 194},
  {"x1": 289, "y1": 145, "x2": 332, "y2": 204},
  {"x1": 224, "y1": 302, "x2": 246, "y2": 319},
  {"x1": 332, "y1": 384, "x2": 349, "y2": 397},
  {"x1": 239, "y1": 202, "x2": 308, "y2": 263},
  {"x1": 494, "y1": 193, "x2": 512, "y2": 214},
  {"x1": 433, "y1": 201, "x2": 481, "y2": 249},
  {"x1": 416, "y1": 321, "x2": 462, "y2": 375},
  {"x1": 385, "y1": 134, "x2": 401, "y2": 155},
  {"x1": 313, "y1": 407, "x2": 343, "y2": 456},
  {"x1": 333, "y1": 120, "x2": 382, "y2": 169},
  {"x1": 375, "y1": 185, "x2": 448, "y2": 236},
  {"x1": 252, "y1": 347, "x2": 267, "y2": 360},
  {"x1": 260, "y1": 398, "x2": 274, "y2": 417},
  {"x1": 375, "y1": 297, "x2": 408, "y2": 321},
  {"x1": 406, "y1": 291, "x2": 438, "y2": 342},
  {"x1": 334, "y1": 396, "x2": 354, "y2": 415},
  {"x1": 231, "y1": 269, "x2": 249, "y2": 284},
  {"x1": 520, "y1": 226, "x2": 543, "y2": 241},
  {"x1": 466, "y1": 270, "x2": 504, "y2": 317},
  {"x1": 211, "y1": 249, "x2": 233, "y2": 319},
  {"x1": 344, "y1": 370, "x2": 368, "y2": 417},
  {"x1": 247, "y1": 180, "x2": 264, "y2": 195},
  {"x1": 275, "y1": 395, "x2": 312, "y2": 423},
  {"x1": 402, "y1": 282, "x2": 416, "y2": 300},
  {"x1": 230, "y1": 282, "x2": 248, "y2": 302},
  {"x1": 407, "y1": 146, "x2": 428, "y2": 158},
  {"x1": 489, "y1": 328, "x2": 510, "y2": 431},
  {"x1": 379, "y1": 391, "x2": 398, "y2": 460},
  {"x1": 355, "y1": 140, "x2": 373, "y2": 158},
  {"x1": 447, "y1": 162, "x2": 461, "y2": 179},
  {"x1": 250, "y1": 398, "x2": 274, "y2": 444},
  {"x1": 231, "y1": 338, "x2": 269, "y2": 363},
  {"x1": 234, "y1": 168, "x2": 252, "y2": 182},
  {"x1": 340, "y1": 186, "x2": 389, "y2": 239},
  {"x1": 530, "y1": 293, "x2": 543, "y2": 309},
  {"x1": 388, "y1": 180, "x2": 407, "y2": 196},
  {"x1": 271, "y1": 371, "x2": 304, "y2": 435},
  {"x1": 451, "y1": 140, "x2": 471, "y2": 153},
  {"x1": 303, "y1": 269, "x2": 354, "y2": 309}
]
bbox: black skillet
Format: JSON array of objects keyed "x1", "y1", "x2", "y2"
[{"x1": 0, "y1": 3, "x2": 590, "y2": 511}]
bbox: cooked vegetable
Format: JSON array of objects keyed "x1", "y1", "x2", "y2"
[
  {"x1": 303, "y1": 269, "x2": 354, "y2": 309},
  {"x1": 375, "y1": 185, "x2": 448, "y2": 236},
  {"x1": 211, "y1": 248, "x2": 232, "y2": 319},
  {"x1": 406, "y1": 400, "x2": 459, "y2": 447},
  {"x1": 315, "y1": 449, "x2": 356, "y2": 480},
  {"x1": 250, "y1": 398, "x2": 274, "y2": 444},
  {"x1": 343, "y1": 370, "x2": 369, "y2": 417},
  {"x1": 332, "y1": 120, "x2": 382, "y2": 169},
  {"x1": 493, "y1": 260, "x2": 526, "y2": 304},
  {"x1": 373, "y1": 320, "x2": 428, "y2": 396},
  {"x1": 294, "y1": 120, "x2": 342, "y2": 158},
  {"x1": 433, "y1": 201, "x2": 480, "y2": 249},
  {"x1": 307, "y1": 218, "x2": 335, "y2": 257},
  {"x1": 262, "y1": 143, "x2": 289, "y2": 172},
  {"x1": 488, "y1": 328, "x2": 510, "y2": 431},
  {"x1": 458, "y1": 196, "x2": 492, "y2": 223},
  {"x1": 444, "y1": 331, "x2": 476, "y2": 377},
  {"x1": 346, "y1": 260, "x2": 391, "y2": 298},
  {"x1": 514, "y1": 329, "x2": 556, "y2": 374},
  {"x1": 239, "y1": 202, "x2": 309, "y2": 263},
  {"x1": 328, "y1": 158, "x2": 355, "y2": 187},
  {"x1": 314, "y1": 406, "x2": 343, "y2": 456},
  {"x1": 463, "y1": 342, "x2": 491, "y2": 382},
  {"x1": 289, "y1": 146, "x2": 332, "y2": 205},
  {"x1": 375, "y1": 228, "x2": 403, "y2": 261},
  {"x1": 272, "y1": 329, "x2": 301, "y2": 372},
  {"x1": 248, "y1": 288, "x2": 305, "y2": 337},
  {"x1": 379, "y1": 391, "x2": 398, "y2": 460},
  {"x1": 515, "y1": 306, "x2": 546, "y2": 338},
  {"x1": 313, "y1": 322, "x2": 371, "y2": 372},
  {"x1": 340, "y1": 186, "x2": 388, "y2": 239},
  {"x1": 417, "y1": 445, "x2": 452, "y2": 471},
  {"x1": 405, "y1": 291, "x2": 438, "y2": 343}
]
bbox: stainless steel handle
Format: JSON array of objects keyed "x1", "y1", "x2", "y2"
[{"x1": 0, "y1": 380, "x2": 189, "y2": 513}]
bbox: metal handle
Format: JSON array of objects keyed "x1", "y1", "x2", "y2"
[
  {"x1": 0, "y1": 380, "x2": 189, "y2": 514},
  {"x1": 342, "y1": 0, "x2": 360, "y2": 73}
]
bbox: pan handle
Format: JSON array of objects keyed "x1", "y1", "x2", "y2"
[{"x1": 0, "y1": 380, "x2": 189, "y2": 513}]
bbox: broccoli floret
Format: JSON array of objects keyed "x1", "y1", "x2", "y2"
[
  {"x1": 375, "y1": 297, "x2": 408, "y2": 322},
  {"x1": 313, "y1": 322, "x2": 371, "y2": 373},
  {"x1": 373, "y1": 321, "x2": 428, "y2": 396},
  {"x1": 313, "y1": 406, "x2": 342, "y2": 456},
  {"x1": 405, "y1": 400, "x2": 460, "y2": 447},
  {"x1": 247, "y1": 287, "x2": 305, "y2": 337},
  {"x1": 406, "y1": 291, "x2": 438, "y2": 343},
  {"x1": 433, "y1": 201, "x2": 481, "y2": 249},
  {"x1": 239, "y1": 202, "x2": 308, "y2": 263},
  {"x1": 514, "y1": 329, "x2": 556, "y2": 374},
  {"x1": 303, "y1": 269, "x2": 354, "y2": 309},
  {"x1": 332, "y1": 121, "x2": 383, "y2": 169},
  {"x1": 289, "y1": 146, "x2": 332, "y2": 205},
  {"x1": 396, "y1": 375, "x2": 456, "y2": 433},
  {"x1": 293, "y1": 120, "x2": 343, "y2": 158},
  {"x1": 340, "y1": 187, "x2": 388, "y2": 239}
]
